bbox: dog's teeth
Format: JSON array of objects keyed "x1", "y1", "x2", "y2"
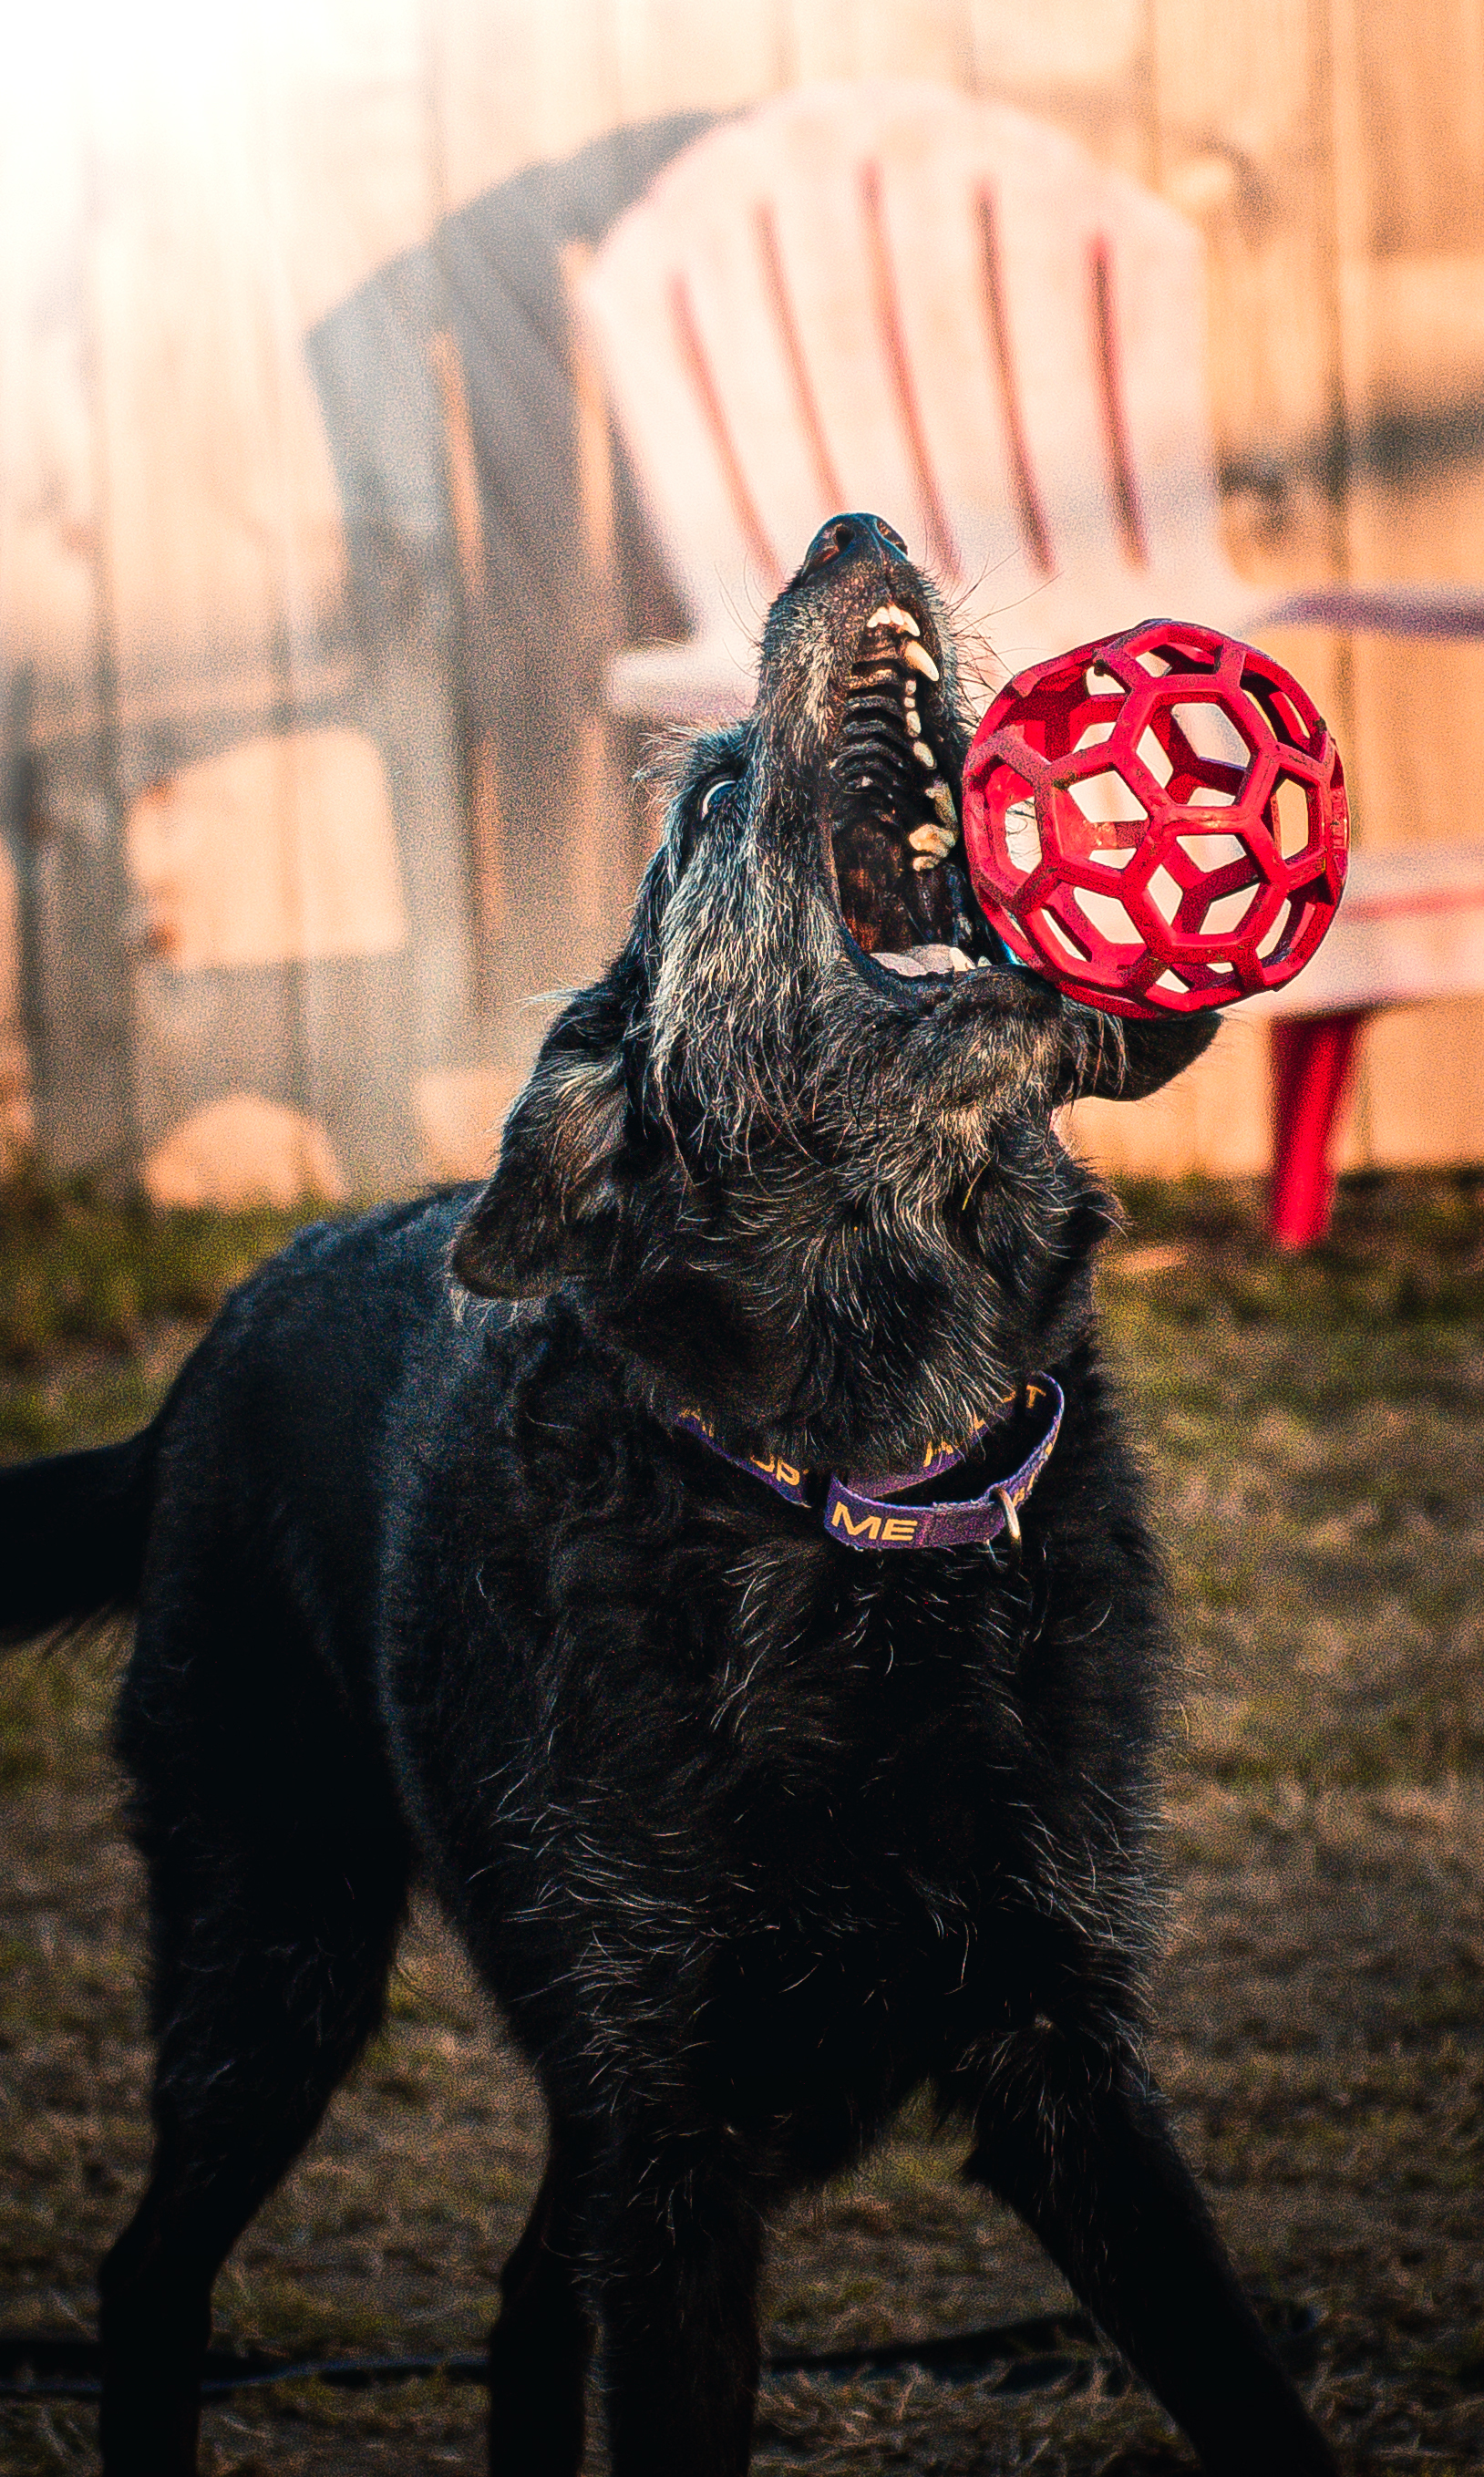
[
  {"x1": 877, "y1": 941, "x2": 974, "y2": 975},
  {"x1": 866, "y1": 603, "x2": 921, "y2": 637},
  {"x1": 919, "y1": 804, "x2": 958, "y2": 850},
  {"x1": 904, "y1": 641, "x2": 940, "y2": 681},
  {"x1": 912, "y1": 851, "x2": 940, "y2": 872},
  {"x1": 931, "y1": 779, "x2": 959, "y2": 831},
  {"x1": 912, "y1": 739, "x2": 935, "y2": 769},
  {"x1": 908, "y1": 821, "x2": 953, "y2": 857}
]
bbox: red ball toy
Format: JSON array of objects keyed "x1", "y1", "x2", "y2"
[{"x1": 961, "y1": 618, "x2": 1348, "y2": 1017}]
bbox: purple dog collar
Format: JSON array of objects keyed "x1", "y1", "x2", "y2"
[{"x1": 673, "y1": 1378, "x2": 1064, "y2": 1553}]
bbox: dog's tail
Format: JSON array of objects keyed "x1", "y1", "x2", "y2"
[{"x1": 0, "y1": 1428, "x2": 158, "y2": 1648}]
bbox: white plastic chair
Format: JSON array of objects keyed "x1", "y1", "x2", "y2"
[
  {"x1": 576, "y1": 83, "x2": 1484, "y2": 1240},
  {"x1": 577, "y1": 80, "x2": 1484, "y2": 722}
]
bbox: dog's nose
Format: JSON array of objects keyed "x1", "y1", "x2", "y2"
[{"x1": 799, "y1": 512, "x2": 912, "y2": 578}]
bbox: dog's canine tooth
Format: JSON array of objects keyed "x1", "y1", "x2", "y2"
[
  {"x1": 908, "y1": 822, "x2": 953, "y2": 858},
  {"x1": 931, "y1": 780, "x2": 959, "y2": 831},
  {"x1": 904, "y1": 640, "x2": 940, "y2": 681}
]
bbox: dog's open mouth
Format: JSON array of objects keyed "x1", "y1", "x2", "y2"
[{"x1": 827, "y1": 601, "x2": 996, "y2": 980}]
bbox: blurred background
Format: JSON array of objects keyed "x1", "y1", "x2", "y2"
[{"x1": 4, "y1": 0, "x2": 1484, "y2": 1208}]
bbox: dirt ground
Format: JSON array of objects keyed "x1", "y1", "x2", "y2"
[{"x1": 5, "y1": 1170, "x2": 1484, "y2": 2473}]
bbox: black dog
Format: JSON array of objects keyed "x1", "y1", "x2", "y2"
[{"x1": 2, "y1": 513, "x2": 1336, "y2": 2476}]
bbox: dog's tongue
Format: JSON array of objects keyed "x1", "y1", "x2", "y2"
[{"x1": 875, "y1": 944, "x2": 977, "y2": 977}]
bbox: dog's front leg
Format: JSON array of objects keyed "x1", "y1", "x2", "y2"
[
  {"x1": 961, "y1": 2024, "x2": 1337, "y2": 2476},
  {"x1": 590, "y1": 2131, "x2": 762, "y2": 2477},
  {"x1": 488, "y1": 2130, "x2": 594, "y2": 2477}
]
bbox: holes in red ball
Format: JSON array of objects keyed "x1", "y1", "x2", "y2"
[
  {"x1": 979, "y1": 765, "x2": 1043, "y2": 875},
  {"x1": 1200, "y1": 883, "x2": 1262, "y2": 938},
  {"x1": 1170, "y1": 699, "x2": 1251, "y2": 774},
  {"x1": 1177, "y1": 831, "x2": 1248, "y2": 874},
  {"x1": 1129, "y1": 697, "x2": 1252, "y2": 815},
  {"x1": 1034, "y1": 908, "x2": 1090, "y2": 964},
  {"x1": 1136, "y1": 727, "x2": 1173, "y2": 787},
  {"x1": 1141, "y1": 627, "x2": 1219, "y2": 674},
  {"x1": 1257, "y1": 900, "x2": 1294, "y2": 961},
  {"x1": 1273, "y1": 775, "x2": 1314, "y2": 861},
  {"x1": 1003, "y1": 789, "x2": 1041, "y2": 874},
  {"x1": 1243, "y1": 673, "x2": 1315, "y2": 754},
  {"x1": 1146, "y1": 864, "x2": 1181, "y2": 926},
  {"x1": 1153, "y1": 828, "x2": 1271, "y2": 946},
  {"x1": 1070, "y1": 885, "x2": 1143, "y2": 947},
  {"x1": 1067, "y1": 767, "x2": 1147, "y2": 826}
]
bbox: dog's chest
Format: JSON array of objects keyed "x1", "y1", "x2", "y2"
[
  {"x1": 708, "y1": 1549, "x2": 1045, "y2": 1905},
  {"x1": 675, "y1": 1567, "x2": 1073, "y2": 2114}
]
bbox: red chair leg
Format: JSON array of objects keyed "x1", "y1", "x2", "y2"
[{"x1": 1268, "y1": 1012, "x2": 1369, "y2": 1250}]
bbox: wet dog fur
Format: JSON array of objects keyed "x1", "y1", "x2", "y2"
[{"x1": 1, "y1": 516, "x2": 1337, "y2": 2475}]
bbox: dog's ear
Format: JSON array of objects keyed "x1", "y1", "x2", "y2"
[
  {"x1": 452, "y1": 1044, "x2": 629, "y2": 1300},
  {"x1": 1059, "y1": 1006, "x2": 1220, "y2": 1104}
]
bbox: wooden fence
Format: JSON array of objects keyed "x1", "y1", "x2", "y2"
[{"x1": 3, "y1": 0, "x2": 1482, "y2": 1197}]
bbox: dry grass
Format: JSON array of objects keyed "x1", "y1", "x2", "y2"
[{"x1": 5, "y1": 1170, "x2": 1484, "y2": 2472}]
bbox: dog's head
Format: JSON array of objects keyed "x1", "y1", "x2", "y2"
[{"x1": 455, "y1": 515, "x2": 1214, "y2": 1465}]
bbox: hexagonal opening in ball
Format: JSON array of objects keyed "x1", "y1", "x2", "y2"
[{"x1": 1273, "y1": 774, "x2": 1318, "y2": 862}]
